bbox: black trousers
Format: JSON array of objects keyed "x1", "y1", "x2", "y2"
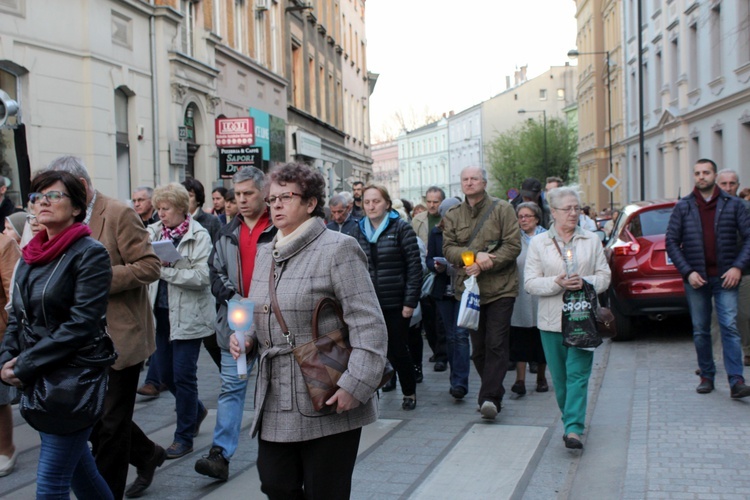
[
  {"x1": 471, "y1": 297, "x2": 515, "y2": 408},
  {"x1": 90, "y1": 362, "x2": 157, "y2": 499},
  {"x1": 422, "y1": 296, "x2": 447, "y2": 362},
  {"x1": 257, "y1": 428, "x2": 362, "y2": 500},
  {"x1": 382, "y1": 309, "x2": 417, "y2": 396}
]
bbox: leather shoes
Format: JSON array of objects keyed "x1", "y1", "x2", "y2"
[
  {"x1": 125, "y1": 445, "x2": 166, "y2": 498},
  {"x1": 402, "y1": 395, "x2": 416, "y2": 411},
  {"x1": 563, "y1": 433, "x2": 583, "y2": 449},
  {"x1": 381, "y1": 375, "x2": 397, "y2": 393},
  {"x1": 434, "y1": 361, "x2": 447, "y2": 372},
  {"x1": 696, "y1": 378, "x2": 714, "y2": 394},
  {"x1": 511, "y1": 381, "x2": 526, "y2": 396},
  {"x1": 137, "y1": 383, "x2": 161, "y2": 397},
  {"x1": 731, "y1": 382, "x2": 750, "y2": 399},
  {"x1": 536, "y1": 379, "x2": 549, "y2": 393},
  {"x1": 449, "y1": 386, "x2": 467, "y2": 400},
  {"x1": 165, "y1": 442, "x2": 193, "y2": 460}
]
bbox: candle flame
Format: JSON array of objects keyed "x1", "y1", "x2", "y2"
[{"x1": 231, "y1": 310, "x2": 246, "y2": 323}]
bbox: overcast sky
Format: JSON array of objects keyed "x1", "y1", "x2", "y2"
[{"x1": 366, "y1": 1, "x2": 579, "y2": 142}]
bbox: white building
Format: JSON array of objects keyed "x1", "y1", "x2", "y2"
[
  {"x1": 397, "y1": 117, "x2": 449, "y2": 205},
  {"x1": 622, "y1": 0, "x2": 750, "y2": 200},
  {"x1": 447, "y1": 105, "x2": 482, "y2": 198}
]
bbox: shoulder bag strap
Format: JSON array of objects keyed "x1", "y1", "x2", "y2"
[
  {"x1": 466, "y1": 199, "x2": 499, "y2": 249},
  {"x1": 268, "y1": 262, "x2": 294, "y2": 347},
  {"x1": 551, "y1": 237, "x2": 564, "y2": 259}
]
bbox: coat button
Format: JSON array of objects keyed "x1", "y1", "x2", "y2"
[
  {"x1": 272, "y1": 250, "x2": 280, "y2": 258},
  {"x1": 264, "y1": 339, "x2": 270, "y2": 347},
  {"x1": 273, "y1": 272, "x2": 278, "y2": 280},
  {"x1": 263, "y1": 304, "x2": 269, "y2": 313}
]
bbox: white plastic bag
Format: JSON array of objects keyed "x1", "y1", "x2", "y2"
[{"x1": 457, "y1": 275, "x2": 480, "y2": 330}]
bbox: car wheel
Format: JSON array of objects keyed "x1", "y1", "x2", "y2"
[{"x1": 612, "y1": 303, "x2": 635, "y2": 341}]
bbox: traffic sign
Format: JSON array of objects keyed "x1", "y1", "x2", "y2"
[{"x1": 602, "y1": 173, "x2": 620, "y2": 192}]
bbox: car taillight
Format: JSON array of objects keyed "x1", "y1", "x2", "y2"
[{"x1": 614, "y1": 242, "x2": 641, "y2": 256}]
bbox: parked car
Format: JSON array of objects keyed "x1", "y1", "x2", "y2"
[{"x1": 604, "y1": 200, "x2": 689, "y2": 340}]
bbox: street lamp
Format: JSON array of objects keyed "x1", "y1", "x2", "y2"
[
  {"x1": 568, "y1": 48, "x2": 614, "y2": 212},
  {"x1": 517, "y1": 109, "x2": 547, "y2": 178}
]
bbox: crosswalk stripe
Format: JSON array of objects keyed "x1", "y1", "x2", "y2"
[{"x1": 409, "y1": 424, "x2": 546, "y2": 499}]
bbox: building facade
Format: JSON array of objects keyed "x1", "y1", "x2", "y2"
[
  {"x1": 0, "y1": 0, "x2": 372, "y2": 206},
  {"x1": 447, "y1": 105, "x2": 482, "y2": 198},
  {"x1": 622, "y1": 0, "x2": 750, "y2": 201},
  {"x1": 371, "y1": 139, "x2": 398, "y2": 199},
  {"x1": 397, "y1": 117, "x2": 448, "y2": 205}
]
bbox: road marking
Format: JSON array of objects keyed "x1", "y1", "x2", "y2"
[
  {"x1": 410, "y1": 424, "x2": 546, "y2": 499},
  {"x1": 200, "y1": 418, "x2": 402, "y2": 499}
]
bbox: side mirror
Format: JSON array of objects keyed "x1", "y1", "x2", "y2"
[{"x1": 0, "y1": 89, "x2": 19, "y2": 128}]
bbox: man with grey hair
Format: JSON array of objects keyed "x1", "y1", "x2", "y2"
[
  {"x1": 326, "y1": 193, "x2": 358, "y2": 236},
  {"x1": 194, "y1": 165, "x2": 277, "y2": 481},
  {"x1": 45, "y1": 155, "x2": 164, "y2": 498},
  {"x1": 132, "y1": 185, "x2": 159, "y2": 227},
  {"x1": 442, "y1": 166, "x2": 521, "y2": 420},
  {"x1": 712, "y1": 169, "x2": 750, "y2": 366}
]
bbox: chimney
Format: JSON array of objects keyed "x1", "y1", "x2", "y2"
[
  {"x1": 449, "y1": 110, "x2": 454, "y2": 117},
  {"x1": 506, "y1": 76, "x2": 511, "y2": 89}
]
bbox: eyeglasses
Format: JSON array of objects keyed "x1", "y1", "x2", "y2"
[
  {"x1": 29, "y1": 191, "x2": 71, "y2": 204},
  {"x1": 264, "y1": 192, "x2": 302, "y2": 206},
  {"x1": 517, "y1": 214, "x2": 537, "y2": 220},
  {"x1": 553, "y1": 206, "x2": 581, "y2": 214}
]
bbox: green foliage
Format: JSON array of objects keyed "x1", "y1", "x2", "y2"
[{"x1": 485, "y1": 117, "x2": 577, "y2": 197}]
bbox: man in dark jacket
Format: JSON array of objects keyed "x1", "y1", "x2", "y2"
[
  {"x1": 666, "y1": 159, "x2": 750, "y2": 398},
  {"x1": 194, "y1": 166, "x2": 276, "y2": 481},
  {"x1": 326, "y1": 193, "x2": 358, "y2": 236}
]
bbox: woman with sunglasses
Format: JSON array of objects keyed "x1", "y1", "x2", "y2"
[{"x1": 0, "y1": 170, "x2": 113, "y2": 497}]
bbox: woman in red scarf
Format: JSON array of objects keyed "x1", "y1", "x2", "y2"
[
  {"x1": 145, "y1": 183, "x2": 214, "y2": 460},
  {"x1": 0, "y1": 170, "x2": 113, "y2": 498}
]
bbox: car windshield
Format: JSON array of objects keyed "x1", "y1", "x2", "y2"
[{"x1": 628, "y1": 208, "x2": 673, "y2": 238}]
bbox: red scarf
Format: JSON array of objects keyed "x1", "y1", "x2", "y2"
[
  {"x1": 161, "y1": 214, "x2": 191, "y2": 242},
  {"x1": 23, "y1": 223, "x2": 92, "y2": 265}
]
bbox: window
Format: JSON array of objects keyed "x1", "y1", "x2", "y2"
[
  {"x1": 713, "y1": 129, "x2": 724, "y2": 167},
  {"x1": 291, "y1": 43, "x2": 302, "y2": 107},
  {"x1": 256, "y1": 7, "x2": 267, "y2": 64},
  {"x1": 740, "y1": 1, "x2": 750, "y2": 64},
  {"x1": 688, "y1": 22, "x2": 698, "y2": 88},
  {"x1": 557, "y1": 88, "x2": 565, "y2": 100},
  {"x1": 670, "y1": 37, "x2": 679, "y2": 99},
  {"x1": 690, "y1": 135, "x2": 700, "y2": 166},
  {"x1": 711, "y1": 4, "x2": 722, "y2": 78},
  {"x1": 114, "y1": 88, "x2": 131, "y2": 202},
  {"x1": 309, "y1": 56, "x2": 316, "y2": 115},
  {"x1": 539, "y1": 89, "x2": 548, "y2": 100},
  {"x1": 234, "y1": 0, "x2": 247, "y2": 53},
  {"x1": 181, "y1": 0, "x2": 195, "y2": 56},
  {"x1": 628, "y1": 208, "x2": 674, "y2": 238},
  {"x1": 655, "y1": 51, "x2": 663, "y2": 95}
]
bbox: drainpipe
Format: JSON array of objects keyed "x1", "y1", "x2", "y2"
[{"x1": 150, "y1": 0, "x2": 161, "y2": 186}]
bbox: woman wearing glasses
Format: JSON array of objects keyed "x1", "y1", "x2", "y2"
[
  {"x1": 354, "y1": 184, "x2": 422, "y2": 411},
  {"x1": 0, "y1": 170, "x2": 113, "y2": 497},
  {"x1": 145, "y1": 183, "x2": 214, "y2": 459},
  {"x1": 231, "y1": 163, "x2": 387, "y2": 499},
  {"x1": 524, "y1": 186, "x2": 610, "y2": 450}
]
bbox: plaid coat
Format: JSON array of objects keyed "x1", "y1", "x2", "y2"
[{"x1": 248, "y1": 219, "x2": 387, "y2": 442}]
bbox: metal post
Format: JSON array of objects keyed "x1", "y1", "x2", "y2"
[
  {"x1": 607, "y1": 51, "x2": 613, "y2": 212},
  {"x1": 543, "y1": 110, "x2": 548, "y2": 178},
  {"x1": 638, "y1": 0, "x2": 645, "y2": 200}
]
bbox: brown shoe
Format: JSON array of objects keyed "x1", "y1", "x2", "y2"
[
  {"x1": 744, "y1": 355, "x2": 750, "y2": 367},
  {"x1": 137, "y1": 383, "x2": 161, "y2": 397}
]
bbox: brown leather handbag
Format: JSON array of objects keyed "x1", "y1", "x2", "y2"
[{"x1": 269, "y1": 265, "x2": 393, "y2": 412}]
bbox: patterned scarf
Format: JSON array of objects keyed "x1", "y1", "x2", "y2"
[
  {"x1": 521, "y1": 225, "x2": 546, "y2": 246},
  {"x1": 160, "y1": 213, "x2": 191, "y2": 242}
]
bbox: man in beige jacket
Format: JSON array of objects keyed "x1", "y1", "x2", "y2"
[
  {"x1": 442, "y1": 166, "x2": 521, "y2": 421},
  {"x1": 48, "y1": 156, "x2": 163, "y2": 499}
]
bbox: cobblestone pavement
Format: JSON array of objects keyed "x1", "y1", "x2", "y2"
[{"x1": 3, "y1": 315, "x2": 750, "y2": 499}]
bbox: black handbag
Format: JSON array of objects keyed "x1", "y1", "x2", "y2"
[{"x1": 17, "y1": 298, "x2": 117, "y2": 435}]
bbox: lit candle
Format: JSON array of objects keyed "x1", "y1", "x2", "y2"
[
  {"x1": 227, "y1": 298, "x2": 255, "y2": 380},
  {"x1": 461, "y1": 250, "x2": 475, "y2": 267},
  {"x1": 565, "y1": 248, "x2": 574, "y2": 277}
]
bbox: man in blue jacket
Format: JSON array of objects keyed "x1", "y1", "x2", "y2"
[{"x1": 666, "y1": 159, "x2": 750, "y2": 398}]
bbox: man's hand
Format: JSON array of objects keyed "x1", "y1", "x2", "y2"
[
  {"x1": 722, "y1": 267, "x2": 742, "y2": 289},
  {"x1": 687, "y1": 271, "x2": 707, "y2": 289},
  {"x1": 434, "y1": 261, "x2": 446, "y2": 273},
  {"x1": 475, "y1": 252, "x2": 496, "y2": 271},
  {"x1": 325, "y1": 388, "x2": 360, "y2": 414},
  {"x1": 402, "y1": 306, "x2": 414, "y2": 319},
  {"x1": 465, "y1": 262, "x2": 482, "y2": 277}
]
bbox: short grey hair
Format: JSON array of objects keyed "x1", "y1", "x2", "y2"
[
  {"x1": 460, "y1": 166, "x2": 487, "y2": 182},
  {"x1": 46, "y1": 155, "x2": 93, "y2": 187},
  {"x1": 133, "y1": 186, "x2": 154, "y2": 198},
  {"x1": 516, "y1": 201, "x2": 542, "y2": 222},
  {"x1": 717, "y1": 169, "x2": 739, "y2": 180},
  {"x1": 340, "y1": 191, "x2": 354, "y2": 205},
  {"x1": 547, "y1": 186, "x2": 582, "y2": 209},
  {"x1": 329, "y1": 194, "x2": 347, "y2": 207},
  {"x1": 232, "y1": 166, "x2": 265, "y2": 191}
]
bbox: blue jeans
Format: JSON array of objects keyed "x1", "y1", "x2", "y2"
[
  {"x1": 37, "y1": 427, "x2": 113, "y2": 499},
  {"x1": 439, "y1": 299, "x2": 471, "y2": 393},
  {"x1": 684, "y1": 276, "x2": 745, "y2": 386},
  {"x1": 155, "y1": 308, "x2": 206, "y2": 447},
  {"x1": 212, "y1": 349, "x2": 256, "y2": 460}
]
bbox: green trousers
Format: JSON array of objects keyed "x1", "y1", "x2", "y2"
[{"x1": 540, "y1": 330, "x2": 594, "y2": 435}]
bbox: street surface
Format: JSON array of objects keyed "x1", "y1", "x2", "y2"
[{"x1": 3, "y1": 315, "x2": 750, "y2": 499}]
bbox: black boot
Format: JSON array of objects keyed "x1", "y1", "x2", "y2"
[
  {"x1": 382, "y1": 373, "x2": 397, "y2": 392},
  {"x1": 415, "y1": 365, "x2": 423, "y2": 383}
]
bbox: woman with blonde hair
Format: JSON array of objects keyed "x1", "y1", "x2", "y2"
[{"x1": 146, "y1": 182, "x2": 214, "y2": 459}]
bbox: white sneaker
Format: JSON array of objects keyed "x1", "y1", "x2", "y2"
[
  {"x1": 0, "y1": 448, "x2": 18, "y2": 477},
  {"x1": 480, "y1": 401, "x2": 498, "y2": 420}
]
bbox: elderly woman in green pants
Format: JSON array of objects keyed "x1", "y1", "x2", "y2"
[{"x1": 523, "y1": 186, "x2": 610, "y2": 450}]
